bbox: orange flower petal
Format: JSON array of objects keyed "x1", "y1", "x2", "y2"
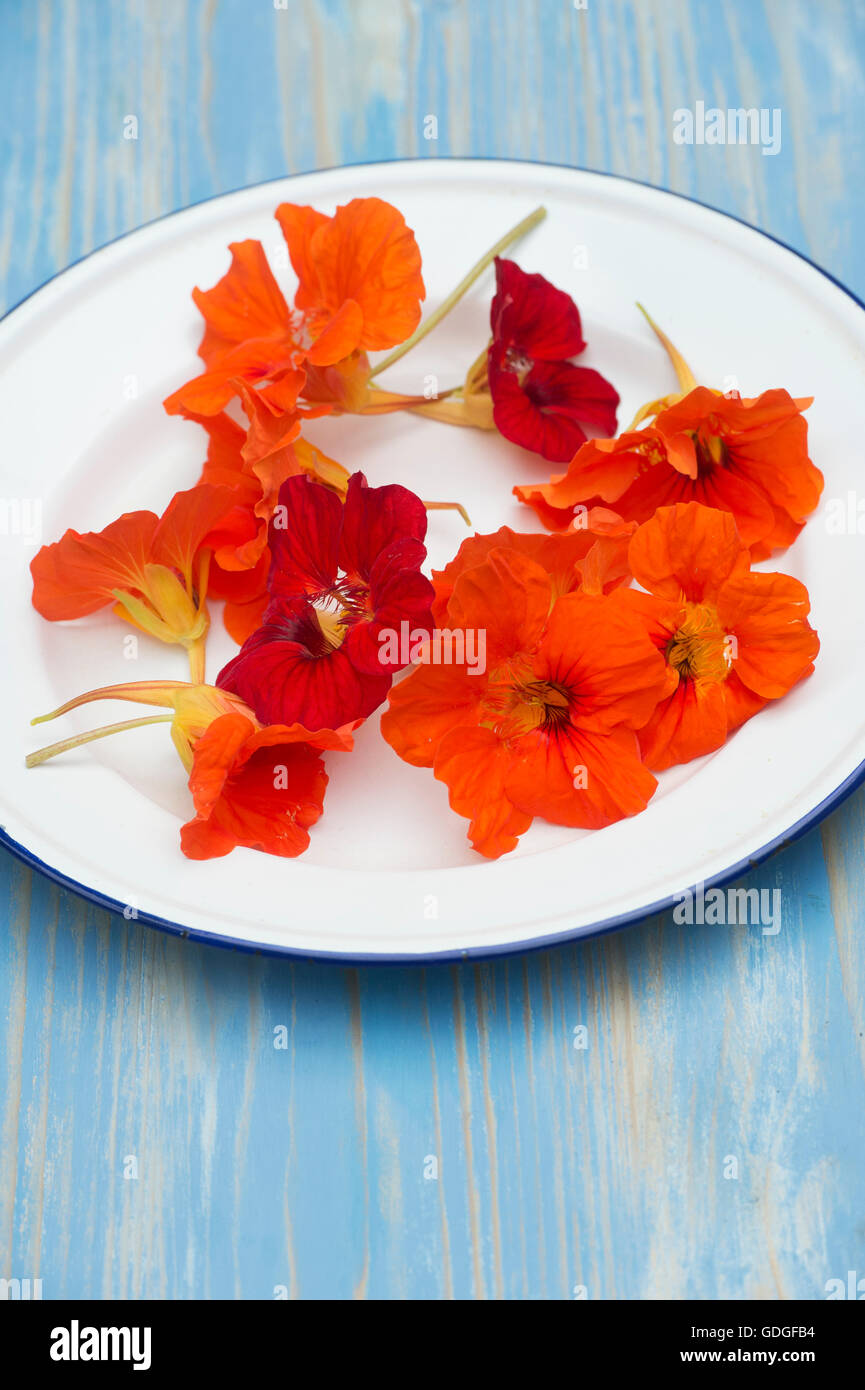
[
  {"x1": 164, "y1": 338, "x2": 301, "y2": 417},
  {"x1": 381, "y1": 664, "x2": 482, "y2": 768},
  {"x1": 447, "y1": 548, "x2": 552, "y2": 666},
  {"x1": 277, "y1": 196, "x2": 425, "y2": 353},
  {"x1": 505, "y1": 724, "x2": 657, "y2": 828},
  {"x1": 722, "y1": 670, "x2": 769, "y2": 733},
  {"x1": 521, "y1": 432, "x2": 653, "y2": 511},
  {"x1": 717, "y1": 571, "x2": 820, "y2": 699},
  {"x1": 291, "y1": 437, "x2": 350, "y2": 497},
  {"x1": 536, "y1": 591, "x2": 668, "y2": 734},
  {"x1": 30, "y1": 511, "x2": 159, "y2": 619},
  {"x1": 655, "y1": 387, "x2": 823, "y2": 552},
  {"x1": 192, "y1": 240, "x2": 295, "y2": 368},
  {"x1": 431, "y1": 514, "x2": 633, "y2": 622},
  {"x1": 305, "y1": 299, "x2": 365, "y2": 367},
  {"x1": 190, "y1": 409, "x2": 250, "y2": 488},
  {"x1": 222, "y1": 590, "x2": 269, "y2": 645},
  {"x1": 180, "y1": 713, "x2": 353, "y2": 860},
  {"x1": 433, "y1": 725, "x2": 533, "y2": 859},
  {"x1": 274, "y1": 203, "x2": 331, "y2": 308},
  {"x1": 150, "y1": 484, "x2": 240, "y2": 590},
  {"x1": 628, "y1": 501, "x2": 749, "y2": 603},
  {"x1": 181, "y1": 723, "x2": 323, "y2": 859},
  {"x1": 637, "y1": 676, "x2": 729, "y2": 771}
]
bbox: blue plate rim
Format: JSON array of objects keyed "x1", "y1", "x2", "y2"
[{"x1": 2, "y1": 155, "x2": 861, "y2": 965}]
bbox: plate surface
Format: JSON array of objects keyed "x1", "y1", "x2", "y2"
[{"x1": 0, "y1": 159, "x2": 861, "y2": 960}]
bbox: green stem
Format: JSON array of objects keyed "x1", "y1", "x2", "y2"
[
  {"x1": 368, "y1": 205, "x2": 547, "y2": 379},
  {"x1": 26, "y1": 715, "x2": 173, "y2": 768}
]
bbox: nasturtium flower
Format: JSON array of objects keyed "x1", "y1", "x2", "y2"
[
  {"x1": 30, "y1": 484, "x2": 242, "y2": 680},
  {"x1": 515, "y1": 310, "x2": 823, "y2": 559},
  {"x1": 415, "y1": 257, "x2": 620, "y2": 463},
  {"x1": 217, "y1": 472, "x2": 435, "y2": 730},
  {"x1": 275, "y1": 197, "x2": 425, "y2": 365},
  {"x1": 381, "y1": 547, "x2": 667, "y2": 859},
  {"x1": 486, "y1": 257, "x2": 620, "y2": 461},
  {"x1": 613, "y1": 502, "x2": 820, "y2": 770},
  {"x1": 180, "y1": 711, "x2": 352, "y2": 860},
  {"x1": 25, "y1": 679, "x2": 355, "y2": 861},
  {"x1": 163, "y1": 198, "x2": 428, "y2": 421}
]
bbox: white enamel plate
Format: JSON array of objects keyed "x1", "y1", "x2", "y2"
[{"x1": 0, "y1": 159, "x2": 861, "y2": 959}]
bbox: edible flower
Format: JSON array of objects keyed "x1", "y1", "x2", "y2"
[
  {"x1": 163, "y1": 198, "x2": 431, "y2": 420},
  {"x1": 25, "y1": 679, "x2": 355, "y2": 860},
  {"x1": 413, "y1": 257, "x2": 620, "y2": 462},
  {"x1": 217, "y1": 472, "x2": 435, "y2": 730},
  {"x1": 613, "y1": 502, "x2": 820, "y2": 769},
  {"x1": 381, "y1": 547, "x2": 667, "y2": 858},
  {"x1": 515, "y1": 308, "x2": 823, "y2": 559},
  {"x1": 30, "y1": 484, "x2": 242, "y2": 681}
]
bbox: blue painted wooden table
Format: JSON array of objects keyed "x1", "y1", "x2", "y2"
[{"x1": 2, "y1": 0, "x2": 864, "y2": 1300}]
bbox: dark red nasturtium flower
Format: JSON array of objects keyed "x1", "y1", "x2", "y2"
[
  {"x1": 216, "y1": 472, "x2": 435, "y2": 730},
  {"x1": 487, "y1": 257, "x2": 620, "y2": 464}
]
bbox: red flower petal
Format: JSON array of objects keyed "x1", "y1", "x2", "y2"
[
  {"x1": 348, "y1": 537, "x2": 434, "y2": 675},
  {"x1": 491, "y1": 257, "x2": 585, "y2": 360},
  {"x1": 217, "y1": 608, "x2": 392, "y2": 730},
  {"x1": 219, "y1": 471, "x2": 434, "y2": 728},
  {"x1": 267, "y1": 474, "x2": 343, "y2": 599},
  {"x1": 489, "y1": 352, "x2": 620, "y2": 463},
  {"x1": 339, "y1": 472, "x2": 428, "y2": 580}
]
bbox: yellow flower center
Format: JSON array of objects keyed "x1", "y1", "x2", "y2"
[
  {"x1": 482, "y1": 658, "x2": 571, "y2": 739},
  {"x1": 666, "y1": 602, "x2": 730, "y2": 684},
  {"x1": 693, "y1": 425, "x2": 728, "y2": 473}
]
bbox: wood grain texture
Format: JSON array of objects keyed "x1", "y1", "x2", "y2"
[{"x1": 2, "y1": 0, "x2": 865, "y2": 1300}]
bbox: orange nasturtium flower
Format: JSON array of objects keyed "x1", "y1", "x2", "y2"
[
  {"x1": 515, "y1": 310, "x2": 824, "y2": 562},
  {"x1": 29, "y1": 484, "x2": 244, "y2": 681},
  {"x1": 275, "y1": 197, "x2": 425, "y2": 366},
  {"x1": 381, "y1": 546, "x2": 668, "y2": 859},
  {"x1": 163, "y1": 197, "x2": 430, "y2": 420},
  {"x1": 25, "y1": 680, "x2": 356, "y2": 860},
  {"x1": 613, "y1": 502, "x2": 820, "y2": 770}
]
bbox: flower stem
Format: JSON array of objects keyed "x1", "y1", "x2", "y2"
[
  {"x1": 359, "y1": 384, "x2": 460, "y2": 414},
  {"x1": 411, "y1": 397, "x2": 495, "y2": 429},
  {"x1": 636, "y1": 303, "x2": 698, "y2": 393},
  {"x1": 187, "y1": 636, "x2": 206, "y2": 685},
  {"x1": 367, "y1": 205, "x2": 547, "y2": 380},
  {"x1": 31, "y1": 681, "x2": 190, "y2": 725},
  {"x1": 423, "y1": 499, "x2": 472, "y2": 527},
  {"x1": 26, "y1": 715, "x2": 174, "y2": 768}
]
